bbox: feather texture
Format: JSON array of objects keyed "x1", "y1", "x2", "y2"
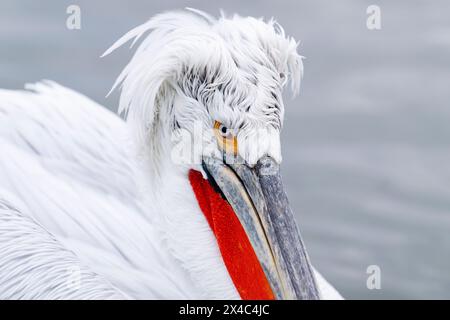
[
  {"x1": 0, "y1": 9, "x2": 342, "y2": 300},
  {"x1": 0, "y1": 81, "x2": 199, "y2": 299},
  {"x1": 0, "y1": 195, "x2": 124, "y2": 299}
]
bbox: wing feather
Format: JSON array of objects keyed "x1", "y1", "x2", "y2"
[{"x1": 0, "y1": 82, "x2": 197, "y2": 299}]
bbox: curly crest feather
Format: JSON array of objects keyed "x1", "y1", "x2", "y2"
[{"x1": 103, "y1": 9, "x2": 303, "y2": 151}]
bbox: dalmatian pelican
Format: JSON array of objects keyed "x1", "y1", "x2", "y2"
[{"x1": 0, "y1": 9, "x2": 342, "y2": 300}]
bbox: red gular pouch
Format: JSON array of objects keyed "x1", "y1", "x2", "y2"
[{"x1": 188, "y1": 169, "x2": 274, "y2": 300}]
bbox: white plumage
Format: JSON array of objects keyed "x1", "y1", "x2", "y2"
[
  {"x1": 0, "y1": 10, "x2": 342, "y2": 300},
  {"x1": 0, "y1": 82, "x2": 197, "y2": 299}
]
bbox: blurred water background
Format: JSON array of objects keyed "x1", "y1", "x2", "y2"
[{"x1": 1, "y1": 0, "x2": 449, "y2": 299}]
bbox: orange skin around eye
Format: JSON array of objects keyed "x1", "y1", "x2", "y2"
[
  {"x1": 213, "y1": 121, "x2": 238, "y2": 156},
  {"x1": 189, "y1": 169, "x2": 275, "y2": 300}
]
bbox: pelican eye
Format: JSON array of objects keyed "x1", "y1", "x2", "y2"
[
  {"x1": 218, "y1": 123, "x2": 230, "y2": 137},
  {"x1": 213, "y1": 120, "x2": 238, "y2": 156}
]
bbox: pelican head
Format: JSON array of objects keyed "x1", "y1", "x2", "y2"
[{"x1": 104, "y1": 9, "x2": 319, "y2": 300}]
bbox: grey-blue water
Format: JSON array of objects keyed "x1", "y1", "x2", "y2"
[{"x1": 1, "y1": 1, "x2": 449, "y2": 299}]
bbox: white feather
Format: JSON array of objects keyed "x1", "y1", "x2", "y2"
[
  {"x1": 0, "y1": 82, "x2": 198, "y2": 299},
  {"x1": 0, "y1": 9, "x2": 342, "y2": 300}
]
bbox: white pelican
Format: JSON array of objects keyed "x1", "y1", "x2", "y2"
[{"x1": 0, "y1": 9, "x2": 342, "y2": 300}]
